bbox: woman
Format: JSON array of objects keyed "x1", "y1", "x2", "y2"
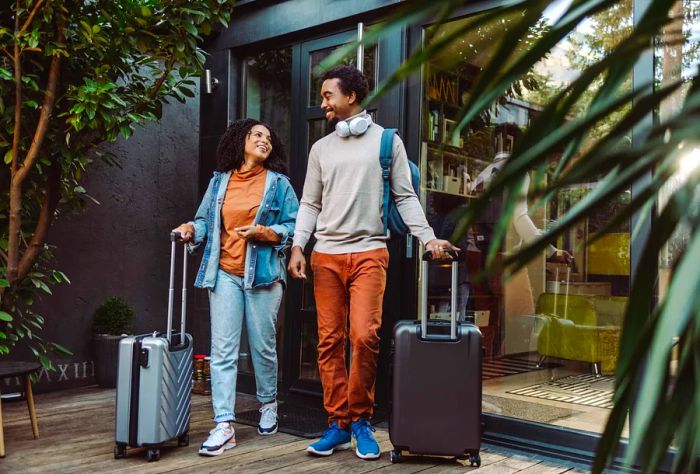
[{"x1": 173, "y1": 119, "x2": 299, "y2": 456}]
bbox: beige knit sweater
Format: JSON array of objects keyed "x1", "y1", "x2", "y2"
[{"x1": 292, "y1": 114, "x2": 436, "y2": 254}]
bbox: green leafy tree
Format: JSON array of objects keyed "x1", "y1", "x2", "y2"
[
  {"x1": 0, "y1": 0, "x2": 233, "y2": 369},
  {"x1": 329, "y1": 0, "x2": 700, "y2": 472}
]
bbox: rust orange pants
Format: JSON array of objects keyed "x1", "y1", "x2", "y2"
[{"x1": 310, "y1": 248, "x2": 389, "y2": 428}]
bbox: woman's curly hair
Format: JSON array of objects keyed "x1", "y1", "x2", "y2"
[{"x1": 216, "y1": 118, "x2": 288, "y2": 175}]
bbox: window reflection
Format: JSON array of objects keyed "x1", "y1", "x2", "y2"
[
  {"x1": 245, "y1": 48, "x2": 293, "y2": 157},
  {"x1": 309, "y1": 46, "x2": 376, "y2": 107},
  {"x1": 242, "y1": 47, "x2": 293, "y2": 376},
  {"x1": 421, "y1": 3, "x2": 632, "y2": 434}
]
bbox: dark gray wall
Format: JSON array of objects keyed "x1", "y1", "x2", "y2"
[{"x1": 5, "y1": 88, "x2": 205, "y2": 393}]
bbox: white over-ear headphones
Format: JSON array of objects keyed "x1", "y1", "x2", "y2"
[{"x1": 335, "y1": 115, "x2": 373, "y2": 137}]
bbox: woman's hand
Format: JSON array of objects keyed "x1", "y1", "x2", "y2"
[
  {"x1": 172, "y1": 223, "x2": 195, "y2": 242},
  {"x1": 235, "y1": 224, "x2": 261, "y2": 241}
]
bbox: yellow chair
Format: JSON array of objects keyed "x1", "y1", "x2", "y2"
[{"x1": 535, "y1": 293, "x2": 627, "y2": 375}]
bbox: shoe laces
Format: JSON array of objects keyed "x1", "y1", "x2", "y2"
[
  {"x1": 353, "y1": 420, "x2": 376, "y2": 442},
  {"x1": 259, "y1": 403, "x2": 278, "y2": 426},
  {"x1": 205, "y1": 422, "x2": 233, "y2": 446},
  {"x1": 321, "y1": 422, "x2": 346, "y2": 439}
]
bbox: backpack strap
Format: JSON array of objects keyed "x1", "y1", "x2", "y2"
[{"x1": 379, "y1": 129, "x2": 397, "y2": 235}]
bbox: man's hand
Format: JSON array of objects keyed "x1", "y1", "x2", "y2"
[
  {"x1": 288, "y1": 246, "x2": 307, "y2": 280},
  {"x1": 425, "y1": 239, "x2": 460, "y2": 260},
  {"x1": 172, "y1": 223, "x2": 195, "y2": 242}
]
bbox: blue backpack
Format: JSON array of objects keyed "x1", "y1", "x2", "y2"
[{"x1": 379, "y1": 128, "x2": 420, "y2": 237}]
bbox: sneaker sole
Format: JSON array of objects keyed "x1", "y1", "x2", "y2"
[
  {"x1": 257, "y1": 425, "x2": 278, "y2": 436},
  {"x1": 306, "y1": 441, "x2": 351, "y2": 456},
  {"x1": 198, "y1": 439, "x2": 237, "y2": 457},
  {"x1": 355, "y1": 447, "x2": 381, "y2": 460}
]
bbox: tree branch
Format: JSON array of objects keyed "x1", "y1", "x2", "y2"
[
  {"x1": 11, "y1": 2, "x2": 21, "y2": 177},
  {"x1": 14, "y1": 35, "x2": 61, "y2": 187},
  {"x1": 19, "y1": 0, "x2": 45, "y2": 35},
  {"x1": 17, "y1": 162, "x2": 61, "y2": 281},
  {"x1": 8, "y1": 20, "x2": 62, "y2": 287},
  {"x1": 148, "y1": 57, "x2": 175, "y2": 100},
  {"x1": 8, "y1": 1, "x2": 24, "y2": 286}
]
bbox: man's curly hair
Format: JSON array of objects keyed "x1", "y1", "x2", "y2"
[
  {"x1": 322, "y1": 65, "x2": 369, "y2": 104},
  {"x1": 216, "y1": 118, "x2": 288, "y2": 175}
]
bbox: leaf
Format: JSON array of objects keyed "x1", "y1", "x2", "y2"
[
  {"x1": 38, "y1": 354, "x2": 51, "y2": 369},
  {"x1": 51, "y1": 343, "x2": 73, "y2": 355},
  {"x1": 0, "y1": 311, "x2": 13, "y2": 322},
  {"x1": 37, "y1": 281, "x2": 51, "y2": 295},
  {"x1": 4, "y1": 149, "x2": 12, "y2": 164},
  {"x1": 0, "y1": 68, "x2": 12, "y2": 80},
  {"x1": 185, "y1": 22, "x2": 198, "y2": 36}
]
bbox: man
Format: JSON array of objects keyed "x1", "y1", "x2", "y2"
[{"x1": 288, "y1": 65, "x2": 457, "y2": 460}]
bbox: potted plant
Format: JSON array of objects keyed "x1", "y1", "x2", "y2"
[{"x1": 92, "y1": 296, "x2": 134, "y2": 388}]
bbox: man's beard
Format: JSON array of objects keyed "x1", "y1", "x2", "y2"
[{"x1": 326, "y1": 116, "x2": 339, "y2": 135}]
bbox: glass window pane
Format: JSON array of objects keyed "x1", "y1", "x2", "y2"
[
  {"x1": 421, "y1": 2, "x2": 632, "y2": 435},
  {"x1": 242, "y1": 47, "x2": 293, "y2": 376},
  {"x1": 245, "y1": 48, "x2": 293, "y2": 155},
  {"x1": 656, "y1": 3, "x2": 700, "y2": 300},
  {"x1": 655, "y1": 2, "x2": 700, "y2": 450},
  {"x1": 308, "y1": 118, "x2": 331, "y2": 153},
  {"x1": 309, "y1": 45, "x2": 376, "y2": 106},
  {"x1": 299, "y1": 322, "x2": 320, "y2": 382}
]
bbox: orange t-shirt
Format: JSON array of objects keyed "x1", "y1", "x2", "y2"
[{"x1": 219, "y1": 167, "x2": 280, "y2": 276}]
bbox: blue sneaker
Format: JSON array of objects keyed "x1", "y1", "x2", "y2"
[
  {"x1": 306, "y1": 421, "x2": 351, "y2": 456},
  {"x1": 351, "y1": 418, "x2": 380, "y2": 460}
]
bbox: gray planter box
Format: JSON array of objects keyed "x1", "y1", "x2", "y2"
[{"x1": 92, "y1": 334, "x2": 126, "y2": 388}]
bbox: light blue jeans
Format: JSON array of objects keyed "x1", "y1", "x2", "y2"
[{"x1": 209, "y1": 269, "x2": 283, "y2": 423}]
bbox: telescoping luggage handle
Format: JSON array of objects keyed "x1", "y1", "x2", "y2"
[
  {"x1": 421, "y1": 249, "x2": 460, "y2": 340},
  {"x1": 168, "y1": 232, "x2": 188, "y2": 346}
]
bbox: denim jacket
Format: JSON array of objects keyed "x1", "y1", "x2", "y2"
[{"x1": 189, "y1": 170, "x2": 299, "y2": 290}]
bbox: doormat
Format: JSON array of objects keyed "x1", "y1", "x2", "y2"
[
  {"x1": 506, "y1": 374, "x2": 615, "y2": 409},
  {"x1": 235, "y1": 402, "x2": 384, "y2": 439},
  {"x1": 482, "y1": 357, "x2": 559, "y2": 380},
  {"x1": 483, "y1": 394, "x2": 583, "y2": 424}
]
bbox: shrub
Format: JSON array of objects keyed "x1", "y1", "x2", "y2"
[{"x1": 92, "y1": 297, "x2": 134, "y2": 336}]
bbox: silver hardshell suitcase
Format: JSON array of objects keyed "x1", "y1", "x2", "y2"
[{"x1": 114, "y1": 232, "x2": 193, "y2": 462}]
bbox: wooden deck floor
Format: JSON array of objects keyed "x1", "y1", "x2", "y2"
[{"x1": 1, "y1": 386, "x2": 589, "y2": 473}]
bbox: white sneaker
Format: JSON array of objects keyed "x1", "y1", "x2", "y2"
[
  {"x1": 258, "y1": 401, "x2": 278, "y2": 435},
  {"x1": 198, "y1": 422, "x2": 236, "y2": 456}
]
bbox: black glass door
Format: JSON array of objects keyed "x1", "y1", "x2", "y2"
[{"x1": 283, "y1": 27, "x2": 406, "y2": 406}]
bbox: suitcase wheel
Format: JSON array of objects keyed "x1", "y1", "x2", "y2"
[
  {"x1": 146, "y1": 448, "x2": 161, "y2": 462},
  {"x1": 178, "y1": 433, "x2": 190, "y2": 447},
  {"x1": 468, "y1": 453, "x2": 481, "y2": 467},
  {"x1": 389, "y1": 450, "x2": 403, "y2": 464},
  {"x1": 114, "y1": 443, "x2": 127, "y2": 459}
]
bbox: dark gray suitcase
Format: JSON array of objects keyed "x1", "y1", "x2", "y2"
[
  {"x1": 114, "y1": 232, "x2": 193, "y2": 462},
  {"x1": 389, "y1": 250, "x2": 482, "y2": 467}
]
